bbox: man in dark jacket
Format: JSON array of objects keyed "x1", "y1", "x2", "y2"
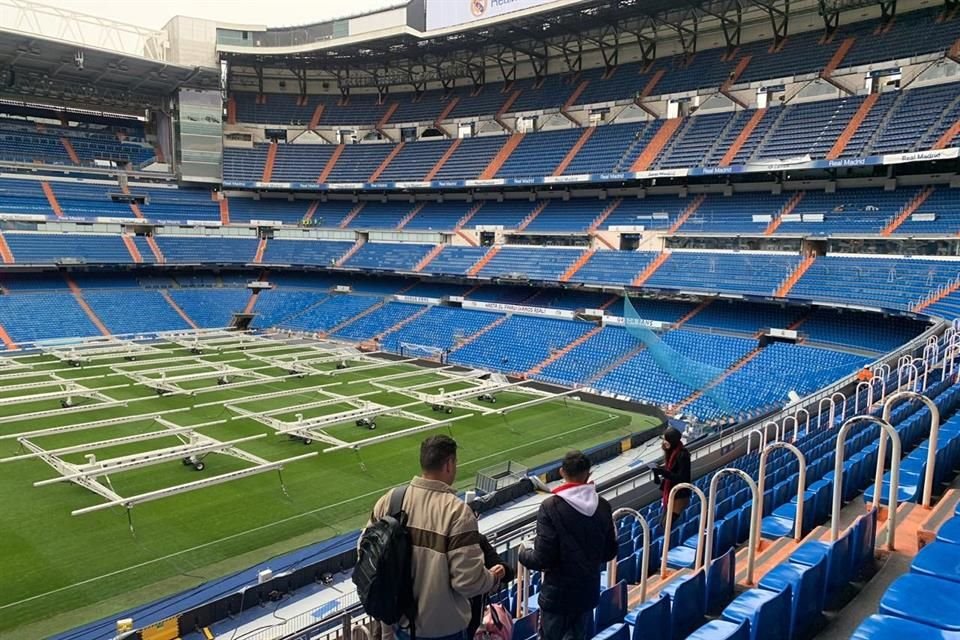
[{"x1": 519, "y1": 451, "x2": 617, "y2": 640}]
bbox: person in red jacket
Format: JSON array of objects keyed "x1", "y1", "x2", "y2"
[{"x1": 653, "y1": 427, "x2": 691, "y2": 527}]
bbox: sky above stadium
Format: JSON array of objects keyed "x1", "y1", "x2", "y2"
[{"x1": 44, "y1": 0, "x2": 400, "y2": 30}]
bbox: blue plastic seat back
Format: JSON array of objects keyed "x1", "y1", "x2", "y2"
[
  {"x1": 596, "y1": 581, "x2": 628, "y2": 630},
  {"x1": 736, "y1": 504, "x2": 753, "y2": 544},
  {"x1": 721, "y1": 586, "x2": 792, "y2": 640},
  {"x1": 616, "y1": 555, "x2": 637, "y2": 585},
  {"x1": 788, "y1": 540, "x2": 831, "y2": 612},
  {"x1": 593, "y1": 623, "x2": 630, "y2": 640},
  {"x1": 705, "y1": 547, "x2": 736, "y2": 615},
  {"x1": 850, "y1": 508, "x2": 878, "y2": 579},
  {"x1": 759, "y1": 560, "x2": 825, "y2": 639},
  {"x1": 713, "y1": 517, "x2": 738, "y2": 561},
  {"x1": 824, "y1": 530, "x2": 853, "y2": 606},
  {"x1": 686, "y1": 619, "x2": 751, "y2": 640},
  {"x1": 512, "y1": 611, "x2": 540, "y2": 640},
  {"x1": 626, "y1": 593, "x2": 671, "y2": 640},
  {"x1": 662, "y1": 569, "x2": 706, "y2": 640},
  {"x1": 851, "y1": 614, "x2": 960, "y2": 640},
  {"x1": 879, "y1": 573, "x2": 960, "y2": 631}
]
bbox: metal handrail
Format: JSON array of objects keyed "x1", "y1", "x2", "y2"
[
  {"x1": 882, "y1": 391, "x2": 940, "y2": 509},
  {"x1": 704, "y1": 468, "x2": 760, "y2": 584},
  {"x1": 608, "y1": 507, "x2": 650, "y2": 602},
  {"x1": 757, "y1": 442, "x2": 807, "y2": 542},
  {"x1": 832, "y1": 415, "x2": 901, "y2": 550},
  {"x1": 661, "y1": 483, "x2": 707, "y2": 578}
]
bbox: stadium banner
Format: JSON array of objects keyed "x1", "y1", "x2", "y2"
[
  {"x1": 634, "y1": 168, "x2": 689, "y2": 179},
  {"x1": 462, "y1": 299, "x2": 576, "y2": 319},
  {"x1": 542, "y1": 174, "x2": 592, "y2": 184},
  {"x1": 603, "y1": 315, "x2": 667, "y2": 330},
  {"x1": 882, "y1": 148, "x2": 959, "y2": 165},
  {"x1": 222, "y1": 147, "x2": 958, "y2": 194},
  {"x1": 394, "y1": 294, "x2": 442, "y2": 305},
  {"x1": 425, "y1": 0, "x2": 569, "y2": 31},
  {"x1": 393, "y1": 181, "x2": 433, "y2": 189}
]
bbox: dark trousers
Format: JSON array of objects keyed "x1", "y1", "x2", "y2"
[{"x1": 539, "y1": 609, "x2": 592, "y2": 640}]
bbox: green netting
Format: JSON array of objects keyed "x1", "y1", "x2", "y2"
[{"x1": 623, "y1": 295, "x2": 735, "y2": 414}]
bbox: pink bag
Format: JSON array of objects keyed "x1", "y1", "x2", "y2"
[{"x1": 474, "y1": 602, "x2": 514, "y2": 640}]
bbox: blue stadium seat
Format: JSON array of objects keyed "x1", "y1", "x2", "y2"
[
  {"x1": 910, "y1": 541, "x2": 960, "y2": 584},
  {"x1": 879, "y1": 574, "x2": 960, "y2": 630},
  {"x1": 659, "y1": 570, "x2": 706, "y2": 640},
  {"x1": 720, "y1": 587, "x2": 792, "y2": 640},
  {"x1": 851, "y1": 614, "x2": 960, "y2": 640},
  {"x1": 624, "y1": 593, "x2": 670, "y2": 640},
  {"x1": 685, "y1": 619, "x2": 750, "y2": 640},
  {"x1": 758, "y1": 560, "x2": 825, "y2": 640}
]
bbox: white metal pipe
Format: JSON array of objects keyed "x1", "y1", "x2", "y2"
[
  {"x1": 0, "y1": 409, "x2": 188, "y2": 440},
  {"x1": 831, "y1": 392, "x2": 847, "y2": 424},
  {"x1": 322, "y1": 414, "x2": 474, "y2": 453},
  {"x1": 782, "y1": 416, "x2": 798, "y2": 443},
  {"x1": 71, "y1": 452, "x2": 318, "y2": 515},
  {"x1": 660, "y1": 483, "x2": 707, "y2": 579},
  {"x1": 818, "y1": 396, "x2": 834, "y2": 431},
  {"x1": 795, "y1": 408, "x2": 811, "y2": 437},
  {"x1": 515, "y1": 561, "x2": 529, "y2": 618},
  {"x1": 704, "y1": 468, "x2": 760, "y2": 585},
  {"x1": 34, "y1": 434, "x2": 267, "y2": 485},
  {"x1": 609, "y1": 508, "x2": 650, "y2": 603},
  {"x1": 758, "y1": 442, "x2": 807, "y2": 542},
  {"x1": 873, "y1": 373, "x2": 887, "y2": 403},
  {"x1": 832, "y1": 416, "x2": 901, "y2": 550},
  {"x1": 3, "y1": 425, "x2": 200, "y2": 463},
  {"x1": 494, "y1": 387, "x2": 582, "y2": 415},
  {"x1": 746, "y1": 428, "x2": 764, "y2": 455},
  {"x1": 883, "y1": 391, "x2": 940, "y2": 509}
]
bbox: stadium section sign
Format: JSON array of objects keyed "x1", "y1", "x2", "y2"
[{"x1": 426, "y1": 0, "x2": 566, "y2": 30}]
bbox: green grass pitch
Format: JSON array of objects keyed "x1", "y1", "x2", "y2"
[{"x1": 0, "y1": 339, "x2": 659, "y2": 638}]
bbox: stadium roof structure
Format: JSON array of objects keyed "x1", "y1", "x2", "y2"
[
  {"x1": 222, "y1": 0, "x2": 898, "y2": 92},
  {"x1": 0, "y1": 19, "x2": 219, "y2": 112}
]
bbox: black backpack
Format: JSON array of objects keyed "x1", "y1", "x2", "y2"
[{"x1": 354, "y1": 486, "x2": 417, "y2": 632}]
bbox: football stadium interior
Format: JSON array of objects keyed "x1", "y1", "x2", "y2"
[{"x1": 4, "y1": 0, "x2": 960, "y2": 637}]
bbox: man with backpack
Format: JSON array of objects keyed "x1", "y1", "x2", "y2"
[
  {"x1": 357, "y1": 435, "x2": 503, "y2": 640},
  {"x1": 519, "y1": 451, "x2": 617, "y2": 640}
]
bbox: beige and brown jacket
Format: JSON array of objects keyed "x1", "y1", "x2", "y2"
[{"x1": 369, "y1": 476, "x2": 496, "y2": 638}]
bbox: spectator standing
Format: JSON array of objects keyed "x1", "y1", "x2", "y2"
[
  {"x1": 519, "y1": 451, "x2": 617, "y2": 640},
  {"x1": 653, "y1": 427, "x2": 692, "y2": 527},
  {"x1": 368, "y1": 435, "x2": 503, "y2": 640}
]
